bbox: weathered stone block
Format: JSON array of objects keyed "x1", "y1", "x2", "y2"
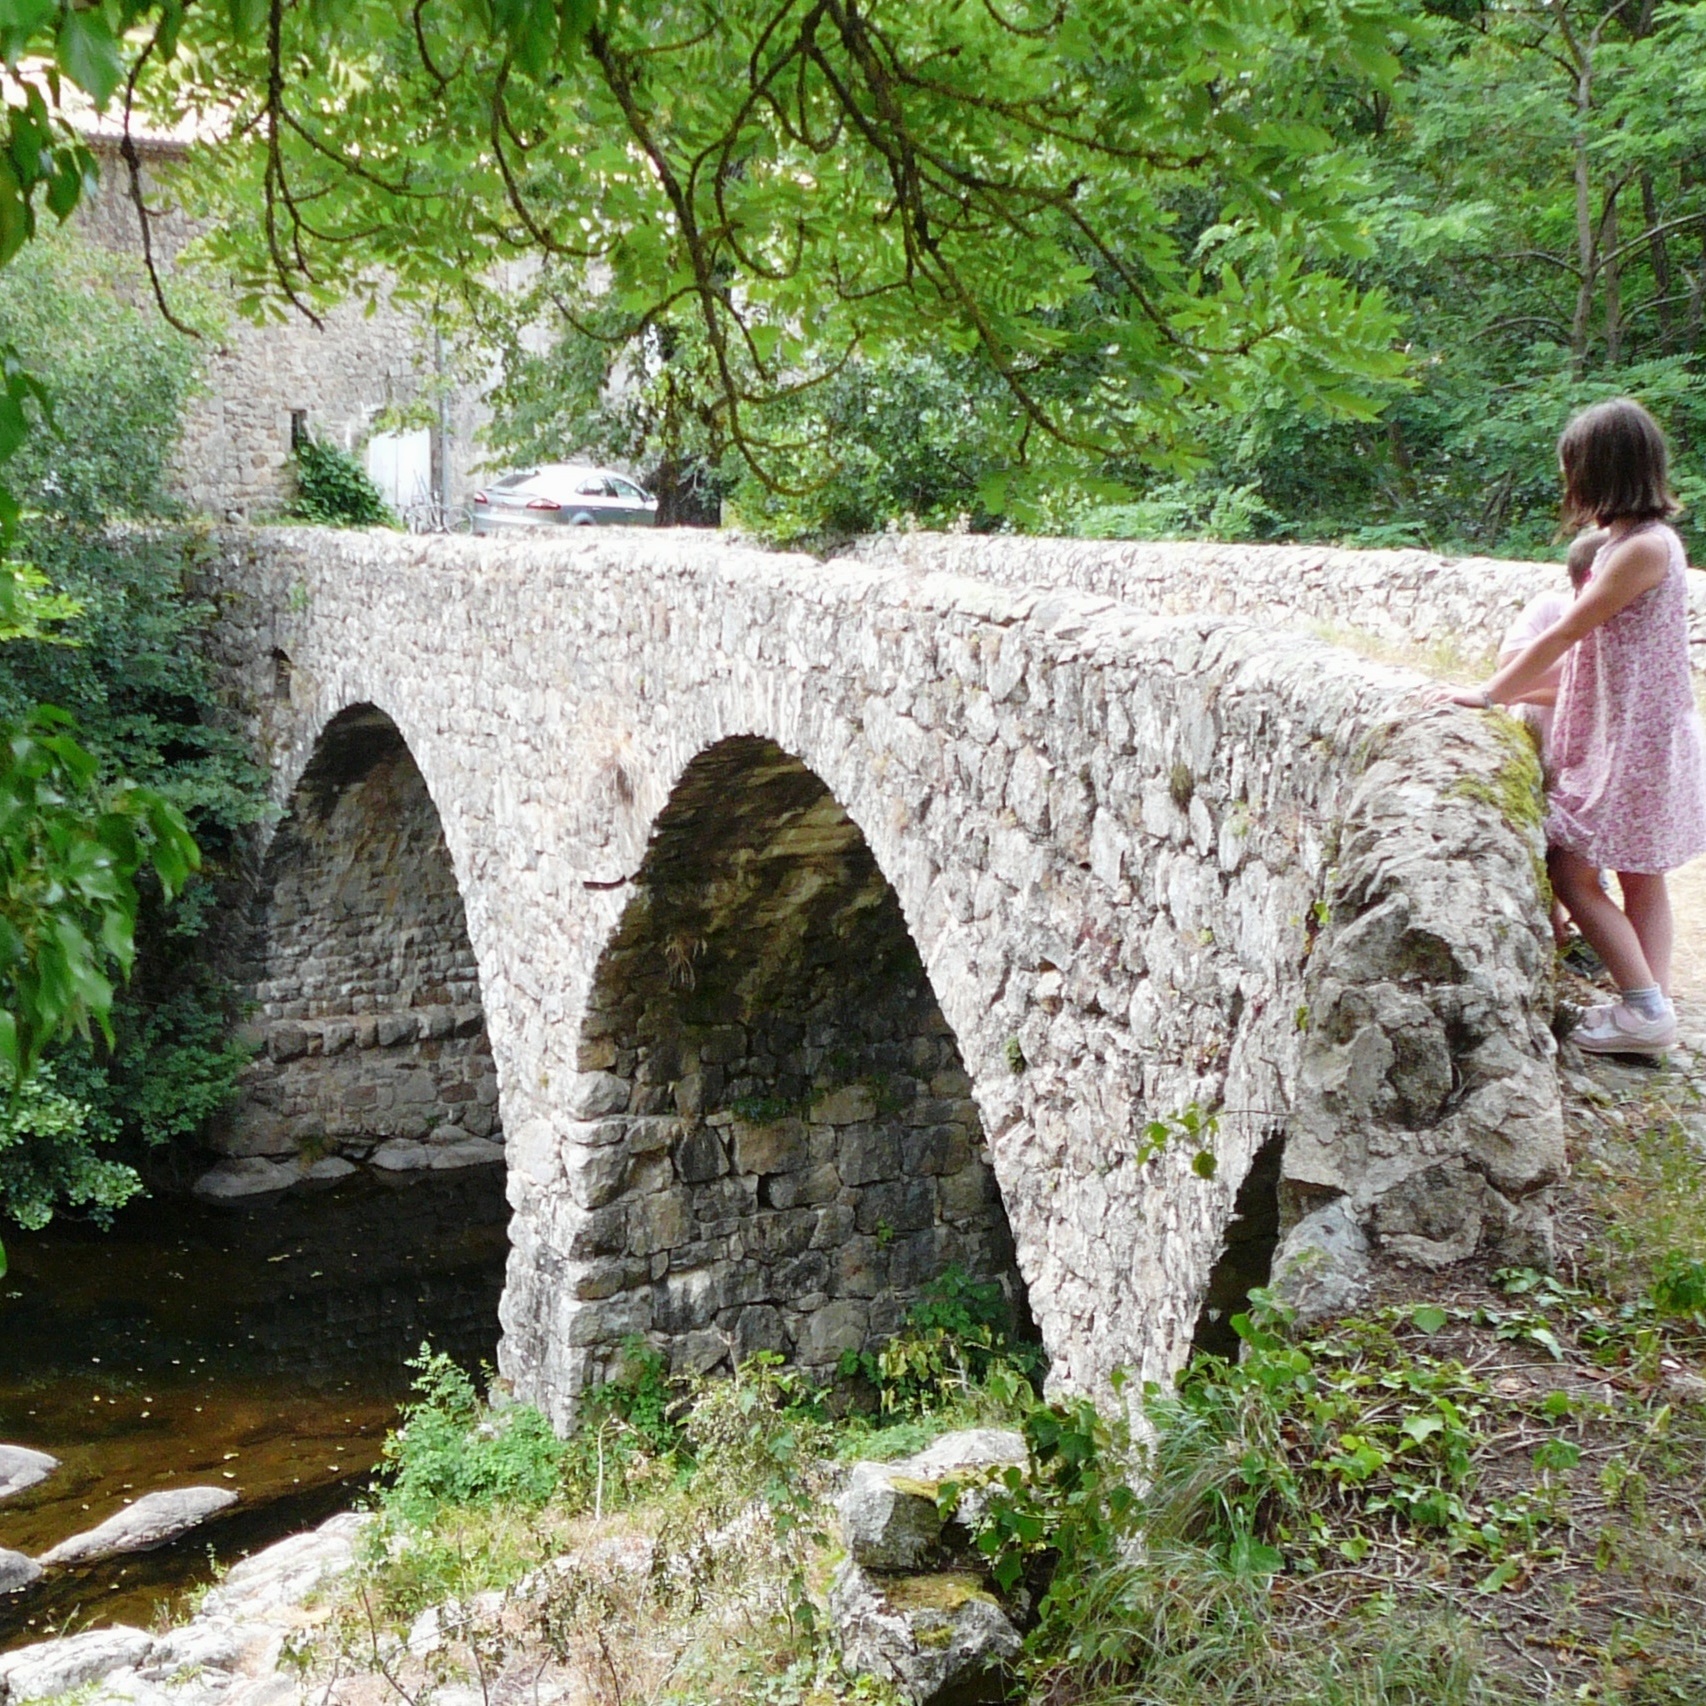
[
  {"x1": 838, "y1": 1126, "x2": 900, "y2": 1187},
  {"x1": 733, "y1": 1116, "x2": 808, "y2": 1176},
  {"x1": 675, "y1": 1126, "x2": 728, "y2": 1184},
  {"x1": 630, "y1": 1189, "x2": 694, "y2": 1257},
  {"x1": 376, "y1": 1014, "x2": 417, "y2": 1047},
  {"x1": 856, "y1": 1178, "x2": 936, "y2": 1238},
  {"x1": 268, "y1": 1023, "x2": 308, "y2": 1062},
  {"x1": 731, "y1": 1303, "x2": 790, "y2": 1362},
  {"x1": 763, "y1": 1162, "x2": 840, "y2": 1209},
  {"x1": 814, "y1": 1083, "x2": 878, "y2": 1125},
  {"x1": 567, "y1": 1071, "x2": 630, "y2": 1118},
  {"x1": 796, "y1": 1299, "x2": 869, "y2": 1365}
]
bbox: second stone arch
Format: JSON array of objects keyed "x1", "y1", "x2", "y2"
[{"x1": 567, "y1": 734, "x2": 1030, "y2": 1387}]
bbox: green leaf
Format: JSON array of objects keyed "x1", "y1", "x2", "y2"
[
  {"x1": 1410, "y1": 1305, "x2": 1448, "y2": 1334},
  {"x1": 1228, "y1": 1532, "x2": 1283, "y2": 1576},
  {"x1": 0, "y1": 0, "x2": 56, "y2": 36},
  {"x1": 56, "y1": 9, "x2": 125, "y2": 107}
]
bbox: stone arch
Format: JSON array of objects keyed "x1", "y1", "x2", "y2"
[
  {"x1": 568, "y1": 735, "x2": 1028, "y2": 1385},
  {"x1": 1189, "y1": 1132, "x2": 1285, "y2": 1361},
  {"x1": 214, "y1": 704, "x2": 505, "y2": 1171}
]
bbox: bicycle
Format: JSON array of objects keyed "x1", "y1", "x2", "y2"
[{"x1": 402, "y1": 496, "x2": 475, "y2": 535}]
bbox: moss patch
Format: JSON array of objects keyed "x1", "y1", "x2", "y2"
[
  {"x1": 1448, "y1": 729, "x2": 1544, "y2": 837},
  {"x1": 880, "y1": 1570, "x2": 998, "y2": 1616}
]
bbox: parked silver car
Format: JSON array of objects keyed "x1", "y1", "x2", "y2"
[{"x1": 470, "y1": 464, "x2": 658, "y2": 533}]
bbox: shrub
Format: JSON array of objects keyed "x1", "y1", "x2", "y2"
[
  {"x1": 683, "y1": 1352, "x2": 836, "y2": 1524},
  {"x1": 378, "y1": 1347, "x2": 567, "y2": 1526},
  {"x1": 0, "y1": 1062, "x2": 140, "y2": 1230},
  {"x1": 839, "y1": 1264, "x2": 1045, "y2": 1415},
  {"x1": 287, "y1": 436, "x2": 398, "y2": 528}
]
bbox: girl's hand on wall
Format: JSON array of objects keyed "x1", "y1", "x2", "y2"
[{"x1": 1420, "y1": 685, "x2": 1490, "y2": 708}]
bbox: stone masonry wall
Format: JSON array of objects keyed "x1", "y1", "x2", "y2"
[
  {"x1": 196, "y1": 527, "x2": 1561, "y2": 1425},
  {"x1": 214, "y1": 705, "x2": 502, "y2": 1170},
  {"x1": 855, "y1": 535, "x2": 1706, "y2": 678},
  {"x1": 570, "y1": 736, "x2": 1019, "y2": 1385},
  {"x1": 74, "y1": 138, "x2": 486, "y2": 521}
]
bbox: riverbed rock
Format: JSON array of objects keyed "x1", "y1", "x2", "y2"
[
  {"x1": 0, "y1": 1549, "x2": 41, "y2": 1593},
  {"x1": 370, "y1": 1138, "x2": 434, "y2": 1171},
  {"x1": 0, "y1": 1625, "x2": 155, "y2": 1702},
  {"x1": 193, "y1": 1158, "x2": 299, "y2": 1200},
  {"x1": 40, "y1": 1487, "x2": 238, "y2": 1566},
  {"x1": 429, "y1": 1137, "x2": 506, "y2": 1170},
  {"x1": 0, "y1": 1444, "x2": 58, "y2": 1501},
  {"x1": 140, "y1": 1614, "x2": 246, "y2": 1680},
  {"x1": 199, "y1": 1510, "x2": 369, "y2": 1620},
  {"x1": 829, "y1": 1560, "x2": 1021, "y2": 1705}
]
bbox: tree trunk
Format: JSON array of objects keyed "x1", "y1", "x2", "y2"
[
  {"x1": 1603, "y1": 183, "x2": 1623, "y2": 365},
  {"x1": 1642, "y1": 171, "x2": 1676, "y2": 352},
  {"x1": 1570, "y1": 56, "x2": 1597, "y2": 374}
]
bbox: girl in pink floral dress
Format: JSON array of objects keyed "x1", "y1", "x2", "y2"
[{"x1": 1437, "y1": 398, "x2": 1706, "y2": 1054}]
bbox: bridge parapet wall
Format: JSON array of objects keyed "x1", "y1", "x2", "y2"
[
  {"x1": 854, "y1": 534, "x2": 1706, "y2": 678},
  {"x1": 198, "y1": 528, "x2": 1561, "y2": 1417}
]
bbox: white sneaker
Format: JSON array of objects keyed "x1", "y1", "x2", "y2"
[{"x1": 1572, "y1": 1000, "x2": 1678, "y2": 1055}]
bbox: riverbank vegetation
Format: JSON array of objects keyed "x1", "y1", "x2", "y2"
[
  {"x1": 247, "y1": 1063, "x2": 1706, "y2": 1706},
  {"x1": 0, "y1": 233, "x2": 268, "y2": 1247}
]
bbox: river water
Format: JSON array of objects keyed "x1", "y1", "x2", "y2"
[{"x1": 0, "y1": 1166, "x2": 510, "y2": 1650}]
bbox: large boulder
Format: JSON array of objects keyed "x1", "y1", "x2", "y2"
[
  {"x1": 198, "y1": 1510, "x2": 368, "y2": 1621},
  {"x1": 0, "y1": 1549, "x2": 41, "y2": 1594},
  {"x1": 0, "y1": 1626, "x2": 154, "y2": 1702},
  {"x1": 192, "y1": 1158, "x2": 299, "y2": 1200},
  {"x1": 830, "y1": 1429, "x2": 1030, "y2": 1702},
  {"x1": 838, "y1": 1463, "x2": 943, "y2": 1572},
  {"x1": 0, "y1": 1445, "x2": 57, "y2": 1502},
  {"x1": 838, "y1": 1429, "x2": 1028, "y2": 1569},
  {"x1": 39, "y1": 1487, "x2": 237, "y2": 1566},
  {"x1": 1268, "y1": 1199, "x2": 1372, "y2": 1326},
  {"x1": 829, "y1": 1561, "x2": 1021, "y2": 1706}
]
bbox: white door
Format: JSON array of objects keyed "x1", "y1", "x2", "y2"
[{"x1": 366, "y1": 429, "x2": 433, "y2": 512}]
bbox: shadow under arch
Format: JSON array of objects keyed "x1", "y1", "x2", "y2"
[
  {"x1": 216, "y1": 703, "x2": 505, "y2": 1168},
  {"x1": 573, "y1": 734, "x2": 1031, "y2": 1386}
]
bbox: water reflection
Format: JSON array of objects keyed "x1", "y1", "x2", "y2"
[{"x1": 0, "y1": 1166, "x2": 508, "y2": 1647}]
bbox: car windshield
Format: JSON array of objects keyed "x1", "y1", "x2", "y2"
[
  {"x1": 610, "y1": 477, "x2": 647, "y2": 500},
  {"x1": 519, "y1": 469, "x2": 605, "y2": 501}
]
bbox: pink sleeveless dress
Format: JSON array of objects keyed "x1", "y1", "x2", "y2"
[{"x1": 1548, "y1": 522, "x2": 1706, "y2": 873}]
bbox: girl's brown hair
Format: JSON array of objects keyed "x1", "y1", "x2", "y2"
[{"x1": 1558, "y1": 398, "x2": 1680, "y2": 529}]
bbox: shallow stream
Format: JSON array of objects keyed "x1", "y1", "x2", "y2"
[{"x1": 0, "y1": 1166, "x2": 509, "y2": 1650}]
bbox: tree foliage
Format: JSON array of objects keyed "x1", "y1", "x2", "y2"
[
  {"x1": 116, "y1": 0, "x2": 1409, "y2": 505},
  {"x1": 0, "y1": 232, "x2": 264, "y2": 1262}
]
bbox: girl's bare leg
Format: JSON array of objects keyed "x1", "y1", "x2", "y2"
[
  {"x1": 1616, "y1": 869, "x2": 1674, "y2": 995},
  {"x1": 1550, "y1": 849, "x2": 1658, "y2": 992}
]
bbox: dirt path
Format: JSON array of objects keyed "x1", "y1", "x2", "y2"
[{"x1": 1666, "y1": 855, "x2": 1706, "y2": 999}]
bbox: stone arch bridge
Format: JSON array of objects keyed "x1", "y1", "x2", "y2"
[{"x1": 200, "y1": 528, "x2": 1570, "y2": 1428}]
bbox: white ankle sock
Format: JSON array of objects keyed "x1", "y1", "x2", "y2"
[{"x1": 1621, "y1": 984, "x2": 1670, "y2": 1019}]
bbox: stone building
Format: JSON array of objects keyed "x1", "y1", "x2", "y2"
[{"x1": 74, "y1": 127, "x2": 486, "y2": 521}]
